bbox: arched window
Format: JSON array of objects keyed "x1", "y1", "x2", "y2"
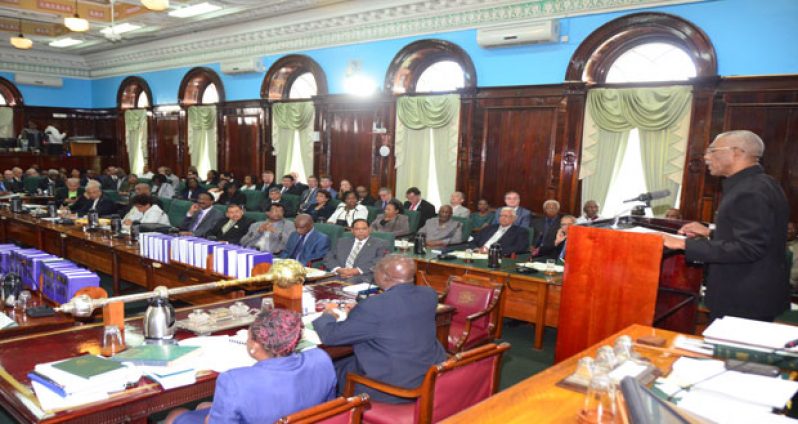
[
  {"x1": 117, "y1": 76, "x2": 152, "y2": 110},
  {"x1": 261, "y1": 55, "x2": 327, "y2": 100},
  {"x1": 384, "y1": 39, "x2": 476, "y2": 95},
  {"x1": 0, "y1": 77, "x2": 22, "y2": 107},
  {"x1": 566, "y1": 12, "x2": 716, "y2": 84},
  {"x1": 572, "y1": 13, "x2": 715, "y2": 218},
  {"x1": 178, "y1": 67, "x2": 225, "y2": 106}
]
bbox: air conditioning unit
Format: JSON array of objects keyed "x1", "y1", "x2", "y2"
[
  {"x1": 221, "y1": 58, "x2": 265, "y2": 74},
  {"x1": 14, "y1": 73, "x2": 63, "y2": 88},
  {"x1": 477, "y1": 20, "x2": 560, "y2": 47}
]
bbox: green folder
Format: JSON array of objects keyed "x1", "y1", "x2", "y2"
[
  {"x1": 109, "y1": 345, "x2": 200, "y2": 367},
  {"x1": 50, "y1": 355, "x2": 126, "y2": 379}
]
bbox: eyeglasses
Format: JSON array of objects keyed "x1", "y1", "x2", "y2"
[{"x1": 704, "y1": 146, "x2": 741, "y2": 155}]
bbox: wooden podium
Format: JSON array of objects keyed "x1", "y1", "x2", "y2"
[
  {"x1": 68, "y1": 139, "x2": 101, "y2": 156},
  {"x1": 553, "y1": 217, "x2": 703, "y2": 362}
]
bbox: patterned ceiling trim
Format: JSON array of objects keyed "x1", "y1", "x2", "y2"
[
  {"x1": 3, "y1": 0, "x2": 704, "y2": 79},
  {"x1": 0, "y1": 47, "x2": 90, "y2": 77}
]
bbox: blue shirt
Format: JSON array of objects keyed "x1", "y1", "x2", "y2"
[{"x1": 176, "y1": 348, "x2": 336, "y2": 424}]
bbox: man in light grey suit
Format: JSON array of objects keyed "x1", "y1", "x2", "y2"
[
  {"x1": 323, "y1": 219, "x2": 390, "y2": 283},
  {"x1": 239, "y1": 204, "x2": 296, "y2": 254},
  {"x1": 179, "y1": 192, "x2": 225, "y2": 238}
]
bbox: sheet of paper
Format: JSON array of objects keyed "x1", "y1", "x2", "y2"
[
  {"x1": 678, "y1": 390, "x2": 796, "y2": 424},
  {"x1": 703, "y1": 316, "x2": 798, "y2": 350},
  {"x1": 0, "y1": 312, "x2": 18, "y2": 329},
  {"x1": 179, "y1": 336, "x2": 256, "y2": 373},
  {"x1": 450, "y1": 251, "x2": 488, "y2": 260},
  {"x1": 32, "y1": 381, "x2": 108, "y2": 412},
  {"x1": 621, "y1": 226, "x2": 686, "y2": 239}
]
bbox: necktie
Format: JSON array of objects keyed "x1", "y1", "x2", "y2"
[
  {"x1": 291, "y1": 234, "x2": 307, "y2": 260},
  {"x1": 191, "y1": 209, "x2": 206, "y2": 231},
  {"x1": 221, "y1": 219, "x2": 236, "y2": 234},
  {"x1": 382, "y1": 201, "x2": 387, "y2": 209},
  {"x1": 559, "y1": 240, "x2": 567, "y2": 261},
  {"x1": 346, "y1": 240, "x2": 363, "y2": 268}
]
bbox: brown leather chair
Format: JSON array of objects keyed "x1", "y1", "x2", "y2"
[
  {"x1": 343, "y1": 343, "x2": 510, "y2": 424},
  {"x1": 440, "y1": 275, "x2": 503, "y2": 353},
  {"x1": 277, "y1": 394, "x2": 370, "y2": 424}
]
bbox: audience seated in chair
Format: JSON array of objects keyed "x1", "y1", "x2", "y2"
[
  {"x1": 403, "y1": 187, "x2": 436, "y2": 230},
  {"x1": 178, "y1": 192, "x2": 225, "y2": 238},
  {"x1": 417, "y1": 205, "x2": 463, "y2": 248},
  {"x1": 470, "y1": 207, "x2": 530, "y2": 256},
  {"x1": 322, "y1": 219, "x2": 390, "y2": 284},
  {"x1": 281, "y1": 214, "x2": 331, "y2": 264},
  {"x1": 531, "y1": 199, "x2": 563, "y2": 259},
  {"x1": 314, "y1": 255, "x2": 447, "y2": 404},
  {"x1": 68, "y1": 181, "x2": 117, "y2": 217},
  {"x1": 122, "y1": 194, "x2": 170, "y2": 227},
  {"x1": 207, "y1": 203, "x2": 254, "y2": 245},
  {"x1": 165, "y1": 309, "x2": 337, "y2": 424},
  {"x1": 370, "y1": 199, "x2": 410, "y2": 238},
  {"x1": 491, "y1": 191, "x2": 532, "y2": 228},
  {"x1": 328, "y1": 191, "x2": 369, "y2": 228},
  {"x1": 240, "y1": 204, "x2": 296, "y2": 254}
]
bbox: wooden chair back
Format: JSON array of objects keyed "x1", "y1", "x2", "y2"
[{"x1": 277, "y1": 394, "x2": 369, "y2": 424}]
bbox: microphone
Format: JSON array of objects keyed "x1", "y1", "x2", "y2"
[{"x1": 623, "y1": 189, "x2": 671, "y2": 203}]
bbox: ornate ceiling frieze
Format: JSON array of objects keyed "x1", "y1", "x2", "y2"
[{"x1": 1, "y1": 0, "x2": 703, "y2": 79}]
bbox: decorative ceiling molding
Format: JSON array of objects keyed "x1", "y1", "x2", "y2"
[
  {"x1": 0, "y1": 47, "x2": 90, "y2": 77},
  {"x1": 1, "y1": 0, "x2": 705, "y2": 79}
]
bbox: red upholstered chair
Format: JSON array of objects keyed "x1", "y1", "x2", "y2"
[
  {"x1": 343, "y1": 343, "x2": 510, "y2": 424},
  {"x1": 440, "y1": 276, "x2": 503, "y2": 354},
  {"x1": 277, "y1": 394, "x2": 370, "y2": 424}
]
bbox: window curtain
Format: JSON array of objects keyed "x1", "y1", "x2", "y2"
[
  {"x1": 124, "y1": 109, "x2": 148, "y2": 175},
  {"x1": 395, "y1": 94, "x2": 460, "y2": 208},
  {"x1": 579, "y1": 109, "x2": 630, "y2": 211},
  {"x1": 187, "y1": 105, "x2": 218, "y2": 179},
  {"x1": 272, "y1": 101, "x2": 314, "y2": 181},
  {"x1": 0, "y1": 107, "x2": 12, "y2": 138},
  {"x1": 582, "y1": 86, "x2": 692, "y2": 215}
]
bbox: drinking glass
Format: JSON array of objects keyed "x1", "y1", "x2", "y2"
[
  {"x1": 261, "y1": 298, "x2": 274, "y2": 312},
  {"x1": 16, "y1": 290, "x2": 31, "y2": 314},
  {"x1": 545, "y1": 259, "x2": 556, "y2": 275},
  {"x1": 101, "y1": 325, "x2": 126, "y2": 357},
  {"x1": 578, "y1": 374, "x2": 618, "y2": 424},
  {"x1": 464, "y1": 249, "x2": 474, "y2": 263}
]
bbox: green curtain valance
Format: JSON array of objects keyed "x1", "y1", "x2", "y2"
[
  {"x1": 188, "y1": 105, "x2": 217, "y2": 130},
  {"x1": 396, "y1": 94, "x2": 459, "y2": 130},
  {"x1": 587, "y1": 86, "x2": 692, "y2": 132},
  {"x1": 273, "y1": 101, "x2": 314, "y2": 130}
]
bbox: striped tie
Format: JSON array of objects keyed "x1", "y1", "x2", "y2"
[{"x1": 345, "y1": 240, "x2": 363, "y2": 268}]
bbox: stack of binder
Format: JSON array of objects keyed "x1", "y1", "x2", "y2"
[
  {"x1": 212, "y1": 244, "x2": 272, "y2": 278},
  {"x1": 139, "y1": 232, "x2": 174, "y2": 263},
  {"x1": 703, "y1": 316, "x2": 798, "y2": 370}
]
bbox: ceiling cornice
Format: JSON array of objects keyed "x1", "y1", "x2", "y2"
[{"x1": 1, "y1": 0, "x2": 704, "y2": 79}]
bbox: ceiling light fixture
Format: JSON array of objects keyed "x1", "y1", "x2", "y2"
[
  {"x1": 10, "y1": 19, "x2": 32, "y2": 50},
  {"x1": 49, "y1": 37, "x2": 84, "y2": 48},
  {"x1": 64, "y1": 0, "x2": 90, "y2": 32},
  {"x1": 141, "y1": 0, "x2": 170, "y2": 12},
  {"x1": 168, "y1": 2, "x2": 221, "y2": 18},
  {"x1": 101, "y1": 23, "x2": 142, "y2": 36}
]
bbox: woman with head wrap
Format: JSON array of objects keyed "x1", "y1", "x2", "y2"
[{"x1": 166, "y1": 308, "x2": 337, "y2": 424}]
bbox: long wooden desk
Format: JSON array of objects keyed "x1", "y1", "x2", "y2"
[
  {"x1": 0, "y1": 284, "x2": 455, "y2": 423},
  {"x1": 442, "y1": 324, "x2": 698, "y2": 423},
  {"x1": 406, "y1": 251, "x2": 563, "y2": 350}
]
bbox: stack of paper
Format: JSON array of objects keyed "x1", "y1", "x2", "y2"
[
  {"x1": 29, "y1": 355, "x2": 139, "y2": 411},
  {"x1": 703, "y1": 316, "x2": 798, "y2": 350},
  {"x1": 0, "y1": 312, "x2": 17, "y2": 329}
]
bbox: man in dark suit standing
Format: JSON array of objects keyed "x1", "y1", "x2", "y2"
[
  {"x1": 663, "y1": 130, "x2": 790, "y2": 322},
  {"x1": 531, "y1": 199, "x2": 563, "y2": 258},
  {"x1": 69, "y1": 181, "x2": 117, "y2": 216},
  {"x1": 403, "y1": 187, "x2": 436, "y2": 229},
  {"x1": 207, "y1": 203, "x2": 254, "y2": 245},
  {"x1": 323, "y1": 219, "x2": 390, "y2": 284},
  {"x1": 179, "y1": 192, "x2": 225, "y2": 238},
  {"x1": 280, "y1": 214, "x2": 331, "y2": 264},
  {"x1": 313, "y1": 255, "x2": 446, "y2": 403},
  {"x1": 471, "y1": 207, "x2": 530, "y2": 256}
]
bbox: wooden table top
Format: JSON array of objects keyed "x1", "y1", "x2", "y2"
[{"x1": 442, "y1": 324, "x2": 703, "y2": 424}]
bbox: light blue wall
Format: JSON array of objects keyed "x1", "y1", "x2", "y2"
[
  {"x1": 7, "y1": 0, "x2": 798, "y2": 108},
  {"x1": 0, "y1": 71, "x2": 93, "y2": 108}
]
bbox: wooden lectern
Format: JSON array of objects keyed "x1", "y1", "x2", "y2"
[{"x1": 68, "y1": 139, "x2": 101, "y2": 156}]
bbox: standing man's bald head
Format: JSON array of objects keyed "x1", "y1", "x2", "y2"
[{"x1": 373, "y1": 254, "x2": 416, "y2": 290}]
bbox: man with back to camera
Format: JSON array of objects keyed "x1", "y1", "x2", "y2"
[
  {"x1": 663, "y1": 130, "x2": 790, "y2": 322},
  {"x1": 313, "y1": 254, "x2": 446, "y2": 402}
]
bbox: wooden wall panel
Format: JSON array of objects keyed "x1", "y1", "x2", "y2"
[
  {"x1": 220, "y1": 101, "x2": 266, "y2": 179},
  {"x1": 150, "y1": 110, "x2": 181, "y2": 176}
]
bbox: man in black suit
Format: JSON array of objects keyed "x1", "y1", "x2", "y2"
[
  {"x1": 531, "y1": 199, "x2": 562, "y2": 258},
  {"x1": 313, "y1": 254, "x2": 446, "y2": 403},
  {"x1": 69, "y1": 181, "x2": 117, "y2": 216},
  {"x1": 179, "y1": 192, "x2": 225, "y2": 238},
  {"x1": 38, "y1": 169, "x2": 65, "y2": 193},
  {"x1": 403, "y1": 187, "x2": 436, "y2": 229},
  {"x1": 259, "y1": 187, "x2": 295, "y2": 217},
  {"x1": 207, "y1": 203, "x2": 254, "y2": 245},
  {"x1": 375, "y1": 187, "x2": 396, "y2": 211},
  {"x1": 298, "y1": 175, "x2": 320, "y2": 212},
  {"x1": 323, "y1": 219, "x2": 390, "y2": 283},
  {"x1": 471, "y1": 207, "x2": 530, "y2": 256},
  {"x1": 256, "y1": 171, "x2": 279, "y2": 193},
  {"x1": 663, "y1": 130, "x2": 790, "y2": 322},
  {"x1": 4, "y1": 169, "x2": 23, "y2": 193},
  {"x1": 280, "y1": 174, "x2": 304, "y2": 196}
]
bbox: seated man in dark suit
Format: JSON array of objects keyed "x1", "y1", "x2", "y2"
[
  {"x1": 216, "y1": 182, "x2": 247, "y2": 206},
  {"x1": 314, "y1": 254, "x2": 447, "y2": 403},
  {"x1": 68, "y1": 181, "x2": 117, "y2": 216},
  {"x1": 403, "y1": 187, "x2": 436, "y2": 229},
  {"x1": 259, "y1": 187, "x2": 295, "y2": 217},
  {"x1": 490, "y1": 191, "x2": 533, "y2": 228},
  {"x1": 56, "y1": 178, "x2": 83, "y2": 207},
  {"x1": 375, "y1": 187, "x2": 396, "y2": 211},
  {"x1": 256, "y1": 171, "x2": 279, "y2": 193},
  {"x1": 280, "y1": 214, "x2": 330, "y2": 264},
  {"x1": 323, "y1": 219, "x2": 390, "y2": 283},
  {"x1": 531, "y1": 199, "x2": 563, "y2": 258},
  {"x1": 179, "y1": 192, "x2": 225, "y2": 238},
  {"x1": 471, "y1": 207, "x2": 530, "y2": 256},
  {"x1": 280, "y1": 174, "x2": 305, "y2": 196},
  {"x1": 38, "y1": 169, "x2": 65, "y2": 193},
  {"x1": 207, "y1": 203, "x2": 254, "y2": 245}
]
